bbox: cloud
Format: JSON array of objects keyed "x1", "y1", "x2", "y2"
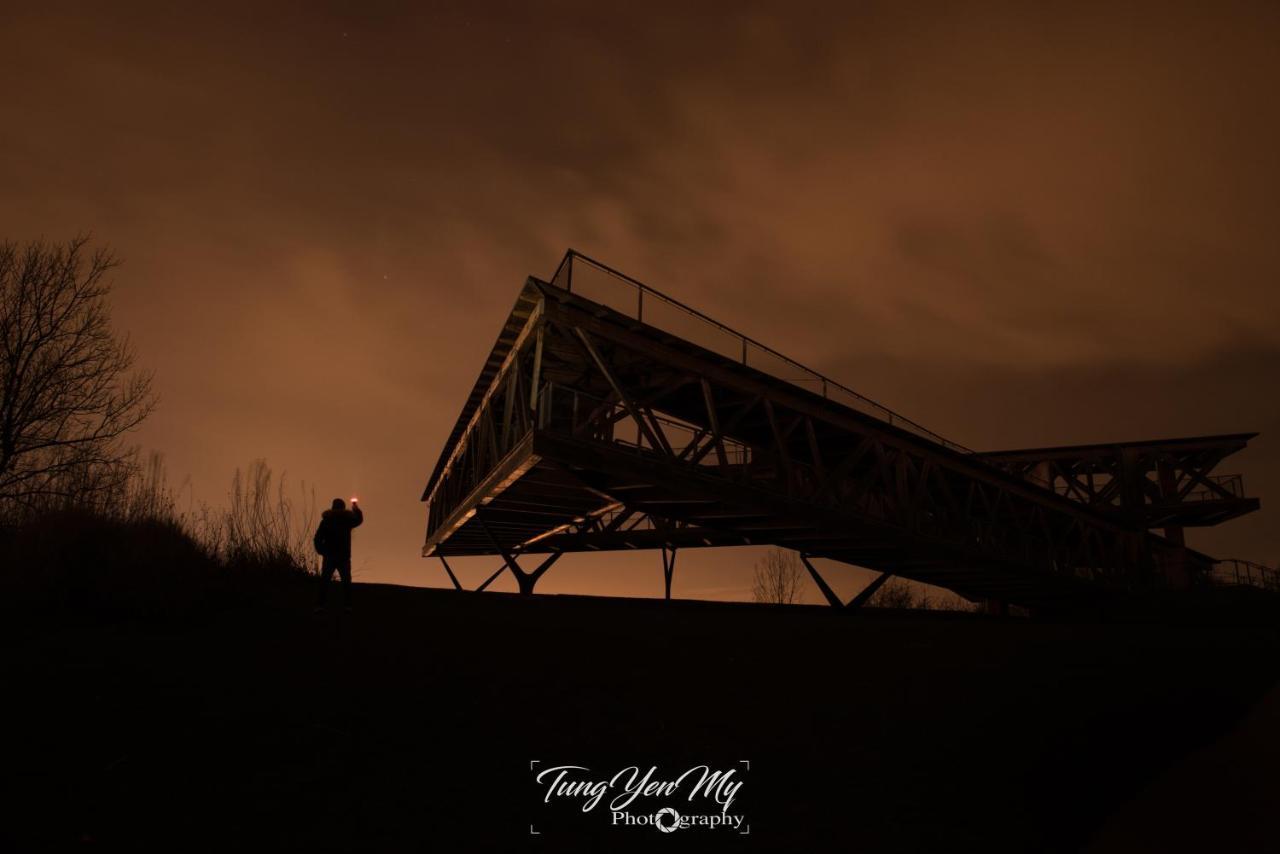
[{"x1": 1, "y1": 2, "x2": 1277, "y2": 587}]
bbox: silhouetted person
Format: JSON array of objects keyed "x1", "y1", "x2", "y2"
[{"x1": 315, "y1": 497, "x2": 363, "y2": 611}]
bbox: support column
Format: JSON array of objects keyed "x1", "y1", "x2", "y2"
[
  {"x1": 1156, "y1": 458, "x2": 1183, "y2": 544},
  {"x1": 476, "y1": 562, "x2": 507, "y2": 592},
  {"x1": 1118, "y1": 449, "x2": 1146, "y2": 530},
  {"x1": 438, "y1": 555, "x2": 463, "y2": 591},
  {"x1": 661, "y1": 546, "x2": 677, "y2": 600},
  {"x1": 514, "y1": 552, "x2": 563, "y2": 596},
  {"x1": 1156, "y1": 458, "x2": 1190, "y2": 588},
  {"x1": 477, "y1": 509, "x2": 562, "y2": 595},
  {"x1": 798, "y1": 553, "x2": 843, "y2": 609}
]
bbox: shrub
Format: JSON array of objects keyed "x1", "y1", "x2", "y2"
[{"x1": 0, "y1": 454, "x2": 317, "y2": 622}]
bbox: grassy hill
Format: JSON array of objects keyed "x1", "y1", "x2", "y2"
[{"x1": 2, "y1": 581, "x2": 1278, "y2": 851}]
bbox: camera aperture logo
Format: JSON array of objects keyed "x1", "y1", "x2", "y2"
[{"x1": 529, "y1": 762, "x2": 750, "y2": 835}]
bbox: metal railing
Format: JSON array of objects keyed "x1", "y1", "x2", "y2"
[
  {"x1": 1209, "y1": 558, "x2": 1280, "y2": 593},
  {"x1": 550, "y1": 250, "x2": 975, "y2": 455},
  {"x1": 1184, "y1": 473, "x2": 1244, "y2": 502}
]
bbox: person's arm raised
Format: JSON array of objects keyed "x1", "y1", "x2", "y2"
[{"x1": 350, "y1": 502, "x2": 364, "y2": 528}]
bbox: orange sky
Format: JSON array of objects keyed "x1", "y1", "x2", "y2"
[{"x1": 2, "y1": 3, "x2": 1278, "y2": 599}]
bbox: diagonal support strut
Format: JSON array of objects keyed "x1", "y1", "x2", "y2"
[{"x1": 798, "y1": 553, "x2": 895, "y2": 612}]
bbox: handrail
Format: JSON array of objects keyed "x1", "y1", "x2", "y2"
[
  {"x1": 1184, "y1": 473, "x2": 1244, "y2": 502},
  {"x1": 1210, "y1": 558, "x2": 1280, "y2": 592},
  {"x1": 550, "y1": 250, "x2": 976, "y2": 455}
]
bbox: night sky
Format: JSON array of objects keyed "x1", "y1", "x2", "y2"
[{"x1": 3, "y1": 3, "x2": 1277, "y2": 599}]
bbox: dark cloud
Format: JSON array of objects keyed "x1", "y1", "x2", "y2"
[{"x1": 1, "y1": 2, "x2": 1277, "y2": 593}]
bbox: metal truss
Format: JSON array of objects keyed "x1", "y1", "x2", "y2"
[
  {"x1": 981, "y1": 435, "x2": 1259, "y2": 538},
  {"x1": 420, "y1": 252, "x2": 1256, "y2": 610}
]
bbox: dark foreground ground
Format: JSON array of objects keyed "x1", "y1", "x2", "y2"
[{"x1": 2, "y1": 582, "x2": 1278, "y2": 852}]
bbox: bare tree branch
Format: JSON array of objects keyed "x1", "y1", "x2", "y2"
[
  {"x1": 752, "y1": 547, "x2": 806, "y2": 604},
  {"x1": 0, "y1": 237, "x2": 156, "y2": 515}
]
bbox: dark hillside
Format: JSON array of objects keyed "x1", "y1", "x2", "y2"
[{"x1": 2, "y1": 583, "x2": 1277, "y2": 851}]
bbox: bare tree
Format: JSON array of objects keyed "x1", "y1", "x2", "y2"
[
  {"x1": 869, "y1": 577, "x2": 917, "y2": 609},
  {"x1": 0, "y1": 237, "x2": 155, "y2": 513},
  {"x1": 866, "y1": 577, "x2": 981, "y2": 612},
  {"x1": 752, "y1": 547, "x2": 806, "y2": 604}
]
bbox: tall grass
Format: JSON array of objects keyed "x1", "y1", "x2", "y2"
[
  {"x1": 0, "y1": 452, "x2": 318, "y2": 621},
  {"x1": 87, "y1": 452, "x2": 318, "y2": 576},
  {"x1": 200, "y1": 459, "x2": 317, "y2": 577}
]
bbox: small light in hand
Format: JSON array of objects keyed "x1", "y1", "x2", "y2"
[{"x1": 351, "y1": 496, "x2": 359, "y2": 503}]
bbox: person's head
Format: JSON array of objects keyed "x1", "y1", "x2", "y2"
[{"x1": 331, "y1": 497, "x2": 346, "y2": 511}]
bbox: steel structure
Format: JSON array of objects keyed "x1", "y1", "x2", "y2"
[
  {"x1": 421, "y1": 251, "x2": 1261, "y2": 610},
  {"x1": 980, "y1": 435, "x2": 1258, "y2": 535}
]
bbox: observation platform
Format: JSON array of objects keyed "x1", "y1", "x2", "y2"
[{"x1": 421, "y1": 252, "x2": 1259, "y2": 610}]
